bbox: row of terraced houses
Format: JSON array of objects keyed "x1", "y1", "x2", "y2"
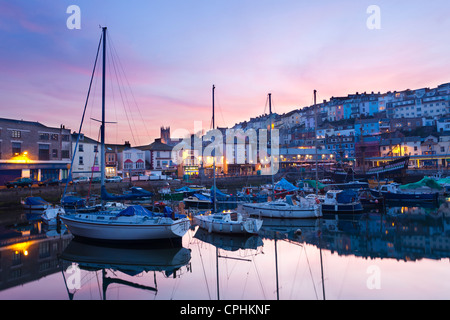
[{"x1": 2, "y1": 83, "x2": 450, "y2": 184}]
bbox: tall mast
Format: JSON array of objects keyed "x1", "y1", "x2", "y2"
[
  {"x1": 314, "y1": 90, "x2": 318, "y2": 196},
  {"x1": 269, "y1": 93, "x2": 275, "y2": 199},
  {"x1": 212, "y1": 84, "x2": 216, "y2": 213},
  {"x1": 101, "y1": 26, "x2": 107, "y2": 203}
]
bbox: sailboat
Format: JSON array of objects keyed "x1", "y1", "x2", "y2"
[
  {"x1": 60, "y1": 27, "x2": 190, "y2": 242},
  {"x1": 241, "y1": 93, "x2": 322, "y2": 219},
  {"x1": 193, "y1": 85, "x2": 263, "y2": 235}
]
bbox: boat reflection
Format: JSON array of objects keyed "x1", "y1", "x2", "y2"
[
  {"x1": 194, "y1": 227, "x2": 263, "y2": 252},
  {"x1": 59, "y1": 239, "x2": 192, "y2": 300},
  {"x1": 297, "y1": 203, "x2": 450, "y2": 262}
]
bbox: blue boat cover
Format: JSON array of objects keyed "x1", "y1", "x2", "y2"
[
  {"x1": 336, "y1": 190, "x2": 358, "y2": 203},
  {"x1": 116, "y1": 205, "x2": 154, "y2": 217},
  {"x1": 175, "y1": 186, "x2": 196, "y2": 192},
  {"x1": 193, "y1": 193, "x2": 212, "y2": 202},
  {"x1": 275, "y1": 178, "x2": 299, "y2": 191},
  {"x1": 61, "y1": 196, "x2": 86, "y2": 207},
  {"x1": 24, "y1": 197, "x2": 49, "y2": 205},
  {"x1": 101, "y1": 186, "x2": 152, "y2": 201},
  {"x1": 210, "y1": 186, "x2": 229, "y2": 197}
]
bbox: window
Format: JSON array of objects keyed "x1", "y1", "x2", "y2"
[
  {"x1": 51, "y1": 134, "x2": 59, "y2": 141},
  {"x1": 125, "y1": 153, "x2": 131, "y2": 159},
  {"x1": 11, "y1": 130, "x2": 21, "y2": 138},
  {"x1": 12, "y1": 142, "x2": 21, "y2": 155},
  {"x1": 136, "y1": 161, "x2": 144, "y2": 169},
  {"x1": 61, "y1": 150, "x2": 70, "y2": 158},
  {"x1": 39, "y1": 133, "x2": 49, "y2": 140},
  {"x1": 124, "y1": 161, "x2": 133, "y2": 169},
  {"x1": 79, "y1": 144, "x2": 84, "y2": 152},
  {"x1": 39, "y1": 144, "x2": 50, "y2": 160},
  {"x1": 79, "y1": 156, "x2": 84, "y2": 165}
]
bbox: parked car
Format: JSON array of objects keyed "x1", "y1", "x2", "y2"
[
  {"x1": 106, "y1": 176, "x2": 122, "y2": 183},
  {"x1": 5, "y1": 177, "x2": 35, "y2": 188},
  {"x1": 38, "y1": 178, "x2": 60, "y2": 187},
  {"x1": 90, "y1": 177, "x2": 101, "y2": 183},
  {"x1": 72, "y1": 176, "x2": 89, "y2": 184}
]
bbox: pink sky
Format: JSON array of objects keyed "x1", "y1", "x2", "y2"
[{"x1": 1, "y1": 0, "x2": 450, "y2": 145}]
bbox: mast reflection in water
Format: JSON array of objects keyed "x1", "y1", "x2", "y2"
[{"x1": 0, "y1": 201, "x2": 450, "y2": 300}]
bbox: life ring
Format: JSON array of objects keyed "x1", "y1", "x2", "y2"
[{"x1": 315, "y1": 198, "x2": 320, "y2": 204}]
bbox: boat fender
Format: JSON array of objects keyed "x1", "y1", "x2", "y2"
[{"x1": 294, "y1": 229, "x2": 302, "y2": 236}]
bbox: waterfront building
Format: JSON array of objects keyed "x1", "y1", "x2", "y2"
[
  {"x1": 121, "y1": 147, "x2": 146, "y2": 178},
  {"x1": 71, "y1": 133, "x2": 100, "y2": 179},
  {"x1": 138, "y1": 138, "x2": 176, "y2": 175},
  {"x1": 0, "y1": 118, "x2": 72, "y2": 185}
]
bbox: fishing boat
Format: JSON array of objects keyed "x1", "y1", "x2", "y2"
[
  {"x1": 370, "y1": 182, "x2": 439, "y2": 202},
  {"x1": 59, "y1": 27, "x2": 190, "y2": 242},
  {"x1": 321, "y1": 189, "x2": 363, "y2": 214}
]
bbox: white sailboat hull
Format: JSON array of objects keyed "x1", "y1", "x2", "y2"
[
  {"x1": 60, "y1": 215, "x2": 190, "y2": 241},
  {"x1": 194, "y1": 215, "x2": 262, "y2": 235},
  {"x1": 242, "y1": 202, "x2": 321, "y2": 219}
]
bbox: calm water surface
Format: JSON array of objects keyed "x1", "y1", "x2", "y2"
[{"x1": 0, "y1": 201, "x2": 450, "y2": 300}]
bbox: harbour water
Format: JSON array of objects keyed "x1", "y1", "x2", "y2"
[{"x1": 0, "y1": 200, "x2": 450, "y2": 301}]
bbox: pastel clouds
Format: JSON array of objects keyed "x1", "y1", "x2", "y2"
[{"x1": 0, "y1": 0, "x2": 449, "y2": 145}]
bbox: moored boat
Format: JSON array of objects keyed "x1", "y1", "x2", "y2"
[
  {"x1": 242, "y1": 195, "x2": 322, "y2": 219},
  {"x1": 22, "y1": 196, "x2": 51, "y2": 210},
  {"x1": 194, "y1": 210, "x2": 263, "y2": 235},
  {"x1": 370, "y1": 183, "x2": 439, "y2": 202},
  {"x1": 321, "y1": 189, "x2": 363, "y2": 214},
  {"x1": 59, "y1": 27, "x2": 191, "y2": 243},
  {"x1": 60, "y1": 205, "x2": 190, "y2": 242},
  {"x1": 183, "y1": 193, "x2": 213, "y2": 209}
]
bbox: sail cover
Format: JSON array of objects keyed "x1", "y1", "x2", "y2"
[{"x1": 116, "y1": 205, "x2": 154, "y2": 217}]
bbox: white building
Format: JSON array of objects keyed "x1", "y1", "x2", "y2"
[
  {"x1": 121, "y1": 147, "x2": 145, "y2": 177},
  {"x1": 71, "y1": 133, "x2": 100, "y2": 179}
]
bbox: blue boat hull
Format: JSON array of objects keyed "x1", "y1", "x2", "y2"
[
  {"x1": 370, "y1": 189, "x2": 438, "y2": 202},
  {"x1": 322, "y1": 202, "x2": 363, "y2": 214}
]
